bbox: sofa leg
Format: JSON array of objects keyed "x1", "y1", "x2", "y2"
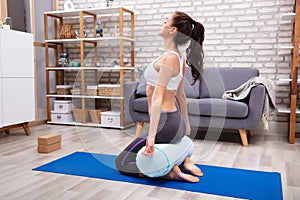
[
  {"x1": 239, "y1": 129, "x2": 248, "y2": 147},
  {"x1": 248, "y1": 130, "x2": 254, "y2": 137},
  {"x1": 135, "y1": 122, "x2": 144, "y2": 137}
]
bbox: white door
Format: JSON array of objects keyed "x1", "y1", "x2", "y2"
[{"x1": 2, "y1": 78, "x2": 35, "y2": 126}]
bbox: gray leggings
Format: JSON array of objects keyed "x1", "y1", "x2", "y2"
[{"x1": 115, "y1": 110, "x2": 186, "y2": 177}]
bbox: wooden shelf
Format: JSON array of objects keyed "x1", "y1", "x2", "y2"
[
  {"x1": 45, "y1": 36, "x2": 134, "y2": 44},
  {"x1": 279, "y1": 45, "x2": 294, "y2": 49},
  {"x1": 45, "y1": 66, "x2": 134, "y2": 70},
  {"x1": 281, "y1": 13, "x2": 296, "y2": 20},
  {"x1": 46, "y1": 94, "x2": 124, "y2": 100},
  {"x1": 278, "y1": 45, "x2": 300, "y2": 53},
  {"x1": 47, "y1": 121, "x2": 134, "y2": 129},
  {"x1": 44, "y1": 6, "x2": 133, "y2": 18},
  {"x1": 277, "y1": 107, "x2": 300, "y2": 114},
  {"x1": 277, "y1": 78, "x2": 300, "y2": 85}
]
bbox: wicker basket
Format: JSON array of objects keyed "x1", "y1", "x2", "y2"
[
  {"x1": 98, "y1": 84, "x2": 120, "y2": 96},
  {"x1": 72, "y1": 109, "x2": 89, "y2": 123},
  {"x1": 70, "y1": 88, "x2": 81, "y2": 95},
  {"x1": 60, "y1": 24, "x2": 76, "y2": 39},
  {"x1": 87, "y1": 85, "x2": 98, "y2": 96},
  {"x1": 88, "y1": 109, "x2": 109, "y2": 124},
  {"x1": 56, "y1": 85, "x2": 73, "y2": 95}
]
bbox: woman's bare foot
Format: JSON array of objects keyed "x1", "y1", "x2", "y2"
[
  {"x1": 182, "y1": 157, "x2": 204, "y2": 177},
  {"x1": 163, "y1": 165, "x2": 199, "y2": 183}
]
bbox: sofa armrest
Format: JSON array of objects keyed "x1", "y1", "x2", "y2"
[
  {"x1": 124, "y1": 82, "x2": 138, "y2": 122},
  {"x1": 246, "y1": 84, "x2": 266, "y2": 129},
  {"x1": 124, "y1": 82, "x2": 138, "y2": 100}
]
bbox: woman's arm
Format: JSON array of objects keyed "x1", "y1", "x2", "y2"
[
  {"x1": 142, "y1": 54, "x2": 178, "y2": 157},
  {"x1": 176, "y1": 63, "x2": 191, "y2": 136}
]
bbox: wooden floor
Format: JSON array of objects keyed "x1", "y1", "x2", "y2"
[{"x1": 0, "y1": 122, "x2": 299, "y2": 200}]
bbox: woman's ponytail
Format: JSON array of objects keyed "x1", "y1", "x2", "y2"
[
  {"x1": 172, "y1": 12, "x2": 205, "y2": 85},
  {"x1": 186, "y1": 21, "x2": 205, "y2": 85}
]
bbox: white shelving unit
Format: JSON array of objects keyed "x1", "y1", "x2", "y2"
[
  {"x1": 44, "y1": 7, "x2": 135, "y2": 129},
  {"x1": 276, "y1": 0, "x2": 300, "y2": 143}
]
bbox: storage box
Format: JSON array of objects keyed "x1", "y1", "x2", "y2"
[
  {"x1": 54, "y1": 100, "x2": 73, "y2": 113},
  {"x1": 38, "y1": 142, "x2": 61, "y2": 153},
  {"x1": 101, "y1": 110, "x2": 120, "y2": 127},
  {"x1": 56, "y1": 85, "x2": 73, "y2": 95},
  {"x1": 88, "y1": 109, "x2": 109, "y2": 124},
  {"x1": 72, "y1": 109, "x2": 89, "y2": 123},
  {"x1": 38, "y1": 133, "x2": 61, "y2": 145},
  {"x1": 87, "y1": 85, "x2": 98, "y2": 96},
  {"x1": 51, "y1": 112, "x2": 73, "y2": 123},
  {"x1": 98, "y1": 84, "x2": 120, "y2": 96}
]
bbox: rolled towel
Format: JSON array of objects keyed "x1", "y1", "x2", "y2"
[{"x1": 136, "y1": 136, "x2": 194, "y2": 177}]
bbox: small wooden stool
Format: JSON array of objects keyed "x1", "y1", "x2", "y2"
[{"x1": 37, "y1": 134, "x2": 61, "y2": 153}]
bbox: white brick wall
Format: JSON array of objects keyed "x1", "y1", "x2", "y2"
[{"x1": 56, "y1": 0, "x2": 296, "y2": 122}]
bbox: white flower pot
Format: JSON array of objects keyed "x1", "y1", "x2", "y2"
[{"x1": 2, "y1": 25, "x2": 10, "y2": 30}]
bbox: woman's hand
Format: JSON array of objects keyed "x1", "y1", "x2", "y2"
[
  {"x1": 141, "y1": 136, "x2": 155, "y2": 157},
  {"x1": 185, "y1": 122, "x2": 191, "y2": 136}
]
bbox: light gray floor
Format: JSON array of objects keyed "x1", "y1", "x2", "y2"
[{"x1": 0, "y1": 121, "x2": 299, "y2": 200}]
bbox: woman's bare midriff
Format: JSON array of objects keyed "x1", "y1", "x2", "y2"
[{"x1": 146, "y1": 85, "x2": 177, "y2": 112}]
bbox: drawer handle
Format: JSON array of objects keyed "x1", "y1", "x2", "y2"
[
  {"x1": 59, "y1": 105, "x2": 63, "y2": 109},
  {"x1": 108, "y1": 118, "x2": 113, "y2": 122},
  {"x1": 57, "y1": 115, "x2": 62, "y2": 119}
]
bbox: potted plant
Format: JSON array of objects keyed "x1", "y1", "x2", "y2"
[{"x1": 2, "y1": 22, "x2": 10, "y2": 30}]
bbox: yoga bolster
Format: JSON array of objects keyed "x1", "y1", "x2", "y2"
[{"x1": 136, "y1": 136, "x2": 194, "y2": 177}]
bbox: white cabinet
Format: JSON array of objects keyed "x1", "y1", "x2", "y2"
[
  {"x1": 0, "y1": 30, "x2": 34, "y2": 77},
  {"x1": 0, "y1": 29, "x2": 35, "y2": 129},
  {"x1": 0, "y1": 79, "x2": 2, "y2": 127},
  {"x1": 2, "y1": 78, "x2": 35, "y2": 126}
]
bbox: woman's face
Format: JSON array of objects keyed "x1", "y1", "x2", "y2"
[{"x1": 158, "y1": 13, "x2": 175, "y2": 38}]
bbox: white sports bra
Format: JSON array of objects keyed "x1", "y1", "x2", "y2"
[{"x1": 144, "y1": 51, "x2": 184, "y2": 90}]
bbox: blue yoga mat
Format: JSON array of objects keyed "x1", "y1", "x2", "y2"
[{"x1": 32, "y1": 152, "x2": 283, "y2": 200}]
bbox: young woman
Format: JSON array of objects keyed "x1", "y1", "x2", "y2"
[{"x1": 116, "y1": 11, "x2": 205, "y2": 182}]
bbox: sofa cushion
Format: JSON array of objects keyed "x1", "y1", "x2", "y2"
[
  {"x1": 200, "y1": 67, "x2": 259, "y2": 98},
  {"x1": 187, "y1": 98, "x2": 249, "y2": 118},
  {"x1": 133, "y1": 97, "x2": 148, "y2": 113}
]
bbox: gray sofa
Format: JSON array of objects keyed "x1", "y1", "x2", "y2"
[{"x1": 129, "y1": 67, "x2": 266, "y2": 146}]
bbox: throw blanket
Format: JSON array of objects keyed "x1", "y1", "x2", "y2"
[{"x1": 222, "y1": 76, "x2": 276, "y2": 130}]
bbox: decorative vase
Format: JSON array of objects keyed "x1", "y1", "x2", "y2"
[
  {"x1": 64, "y1": 0, "x2": 75, "y2": 10},
  {"x1": 105, "y1": 0, "x2": 113, "y2": 7},
  {"x1": 96, "y1": 19, "x2": 103, "y2": 37}
]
